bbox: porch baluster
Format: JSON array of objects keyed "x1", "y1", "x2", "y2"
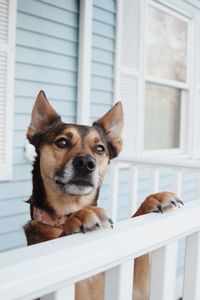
[
  {"x1": 183, "y1": 231, "x2": 200, "y2": 300},
  {"x1": 110, "y1": 163, "x2": 119, "y2": 222},
  {"x1": 41, "y1": 285, "x2": 74, "y2": 300},
  {"x1": 151, "y1": 167, "x2": 160, "y2": 193},
  {"x1": 129, "y1": 164, "x2": 139, "y2": 216},
  {"x1": 173, "y1": 168, "x2": 183, "y2": 198},
  {"x1": 104, "y1": 260, "x2": 133, "y2": 300},
  {"x1": 150, "y1": 241, "x2": 178, "y2": 300}
]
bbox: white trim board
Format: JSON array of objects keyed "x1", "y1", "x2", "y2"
[{"x1": 77, "y1": 0, "x2": 93, "y2": 125}]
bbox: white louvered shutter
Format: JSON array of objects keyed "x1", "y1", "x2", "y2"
[
  {"x1": 0, "y1": 0, "x2": 16, "y2": 180},
  {"x1": 114, "y1": 0, "x2": 144, "y2": 157}
]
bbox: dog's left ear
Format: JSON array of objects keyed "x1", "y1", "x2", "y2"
[{"x1": 93, "y1": 102, "x2": 124, "y2": 159}]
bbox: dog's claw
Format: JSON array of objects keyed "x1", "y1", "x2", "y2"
[
  {"x1": 108, "y1": 218, "x2": 114, "y2": 228},
  {"x1": 108, "y1": 218, "x2": 113, "y2": 225},
  {"x1": 171, "y1": 200, "x2": 177, "y2": 207},
  {"x1": 158, "y1": 205, "x2": 163, "y2": 214},
  {"x1": 80, "y1": 224, "x2": 85, "y2": 233},
  {"x1": 177, "y1": 199, "x2": 184, "y2": 206}
]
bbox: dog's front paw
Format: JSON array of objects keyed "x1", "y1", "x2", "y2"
[
  {"x1": 137, "y1": 192, "x2": 184, "y2": 215},
  {"x1": 63, "y1": 206, "x2": 113, "y2": 235}
]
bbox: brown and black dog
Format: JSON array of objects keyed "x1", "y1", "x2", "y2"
[{"x1": 24, "y1": 91, "x2": 182, "y2": 300}]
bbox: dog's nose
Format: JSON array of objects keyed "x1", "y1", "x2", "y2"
[{"x1": 73, "y1": 156, "x2": 96, "y2": 174}]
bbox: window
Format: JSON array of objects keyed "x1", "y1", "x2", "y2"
[
  {"x1": 144, "y1": 3, "x2": 190, "y2": 153},
  {"x1": 0, "y1": 0, "x2": 16, "y2": 180}
]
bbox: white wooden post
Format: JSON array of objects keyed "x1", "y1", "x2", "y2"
[
  {"x1": 196, "y1": 172, "x2": 200, "y2": 199},
  {"x1": 41, "y1": 285, "x2": 74, "y2": 300},
  {"x1": 150, "y1": 241, "x2": 178, "y2": 300},
  {"x1": 104, "y1": 260, "x2": 133, "y2": 300},
  {"x1": 173, "y1": 168, "x2": 183, "y2": 198},
  {"x1": 77, "y1": 0, "x2": 93, "y2": 125},
  {"x1": 129, "y1": 164, "x2": 139, "y2": 216},
  {"x1": 183, "y1": 231, "x2": 200, "y2": 300},
  {"x1": 151, "y1": 167, "x2": 160, "y2": 193},
  {"x1": 109, "y1": 163, "x2": 119, "y2": 222}
]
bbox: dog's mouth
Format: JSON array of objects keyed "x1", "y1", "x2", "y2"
[
  {"x1": 68, "y1": 179, "x2": 94, "y2": 187},
  {"x1": 54, "y1": 177, "x2": 95, "y2": 195},
  {"x1": 55, "y1": 179, "x2": 93, "y2": 187}
]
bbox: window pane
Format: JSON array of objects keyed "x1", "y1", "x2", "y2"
[
  {"x1": 144, "y1": 83, "x2": 181, "y2": 150},
  {"x1": 146, "y1": 5, "x2": 188, "y2": 82}
]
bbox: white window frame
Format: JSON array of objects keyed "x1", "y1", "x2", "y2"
[
  {"x1": 0, "y1": 0, "x2": 16, "y2": 181},
  {"x1": 139, "y1": 0, "x2": 194, "y2": 158}
]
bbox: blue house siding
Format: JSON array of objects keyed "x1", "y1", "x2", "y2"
[
  {"x1": 90, "y1": 0, "x2": 116, "y2": 123},
  {"x1": 0, "y1": 0, "x2": 79, "y2": 252}
]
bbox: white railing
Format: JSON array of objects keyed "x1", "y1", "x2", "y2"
[
  {"x1": 0, "y1": 157, "x2": 200, "y2": 300},
  {"x1": 109, "y1": 156, "x2": 200, "y2": 221},
  {"x1": 0, "y1": 199, "x2": 200, "y2": 300}
]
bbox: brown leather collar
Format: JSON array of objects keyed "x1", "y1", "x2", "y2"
[{"x1": 33, "y1": 206, "x2": 69, "y2": 228}]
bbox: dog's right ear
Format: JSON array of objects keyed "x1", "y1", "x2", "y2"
[{"x1": 27, "y1": 90, "x2": 61, "y2": 145}]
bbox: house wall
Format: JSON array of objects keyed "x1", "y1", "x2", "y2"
[{"x1": 0, "y1": 0, "x2": 79, "y2": 252}]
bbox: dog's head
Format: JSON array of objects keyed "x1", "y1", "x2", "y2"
[{"x1": 27, "y1": 91, "x2": 123, "y2": 196}]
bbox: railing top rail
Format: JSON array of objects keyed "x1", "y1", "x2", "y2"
[
  {"x1": 116, "y1": 156, "x2": 200, "y2": 170},
  {"x1": 0, "y1": 199, "x2": 200, "y2": 300}
]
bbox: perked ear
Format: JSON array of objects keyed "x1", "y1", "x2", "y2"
[
  {"x1": 27, "y1": 90, "x2": 61, "y2": 145},
  {"x1": 93, "y1": 102, "x2": 124, "y2": 159}
]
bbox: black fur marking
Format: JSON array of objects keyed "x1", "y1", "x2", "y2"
[
  {"x1": 30, "y1": 155, "x2": 55, "y2": 216},
  {"x1": 107, "y1": 142, "x2": 119, "y2": 159},
  {"x1": 92, "y1": 187, "x2": 100, "y2": 206}
]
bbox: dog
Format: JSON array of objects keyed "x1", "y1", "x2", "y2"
[{"x1": 24, "y1": 91, "x2": 183, "y2": 300}]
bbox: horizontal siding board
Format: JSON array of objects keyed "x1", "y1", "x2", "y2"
[
  {"x1": 0, "y1": 198, "x2": 29, "y2": 218},
  {"x1": 93, "y1": 9, "x2": 115, "y2": 26},
  {"x1": 17, "y1": 0, "x2": 79, "y2": 27},
  {"x1": 91, "y1": 90, "x2": 113, "y2": 105},
  {"x1": 0, "y1": 181, "x2": 32, "y2": 199},
  {"x1": 37, "y1": 0, "x2": 79, "y2": 13},
  {"x1": 92, "y1": 34, "x2": 114, "y2": 52},
  {"x1": 16, "y1": 29, "x2": 78, "y2": 57},
  {"x1": 92, "y1": 48, "x2": 114, "y2": 65},
  {"x1": 0, "y1": 213, "x2": 29, "y2": 234},
  {"x1": 94, "y1": 1, "x2": 116, "y2": 15},
  {"x1": 93, "y1": 20, "x2": 115, "y2": 39},
  {"x1": 15, "y1": 63, "x2": 77, "y2": 87},
  {"x1": 16, "y1": 46, "x2": 78, "y2": 72},
  {"x1": 91, "y1": 76, "x2": 113, "y2": 91},
  {"x1": 17, "y1": 11, "x2": 78, "y2": 42},
  {"x1": 92, "y1": 62, "x2": 113, "y2": 78}
]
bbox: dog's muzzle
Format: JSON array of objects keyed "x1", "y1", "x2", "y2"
[{"x1": 54, "y1": 155, "x2": 99, "y2": 196}]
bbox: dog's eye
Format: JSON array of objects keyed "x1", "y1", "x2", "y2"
[
  {"x1": 55, "y1": 138, "x2": 70, "y2": 149},
  {"x1": 95, "y1": 145, "x2": 105, "y2": 154}
]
